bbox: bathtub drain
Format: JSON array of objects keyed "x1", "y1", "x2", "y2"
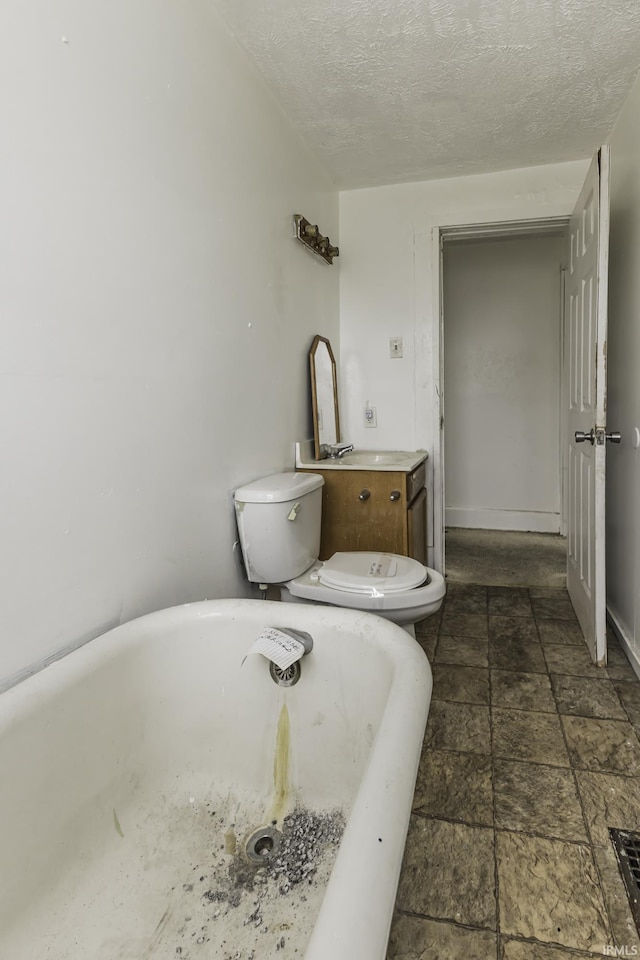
[
  {"x1": 269, "y1": 661, "x2": 301, "y2": 687},
  {"x1": 245, "y1": 826, "x2": 283, "y2": 865}
]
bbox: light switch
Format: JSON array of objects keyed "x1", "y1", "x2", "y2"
[{"x1": 389, "y1": 337, "x2": 403, "y2": 358}]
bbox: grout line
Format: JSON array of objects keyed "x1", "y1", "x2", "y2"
[
  {"x1": 394, "y1": 907, "x2": 496, "y2": 935},
  {"x1": 412, "y1": 808, "x2": 593, "y2": 847}
]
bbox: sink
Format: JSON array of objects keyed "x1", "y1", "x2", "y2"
[
  {"x1": 294, "y1": 440, "x2": 427, "y2": 473},
  {"x1": 338, "y1": 451, "x2": 407, "y2": 466}
]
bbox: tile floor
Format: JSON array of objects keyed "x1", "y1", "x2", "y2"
[{"x1": 388, "y1": 583, "x2": 640, "y2": 960}]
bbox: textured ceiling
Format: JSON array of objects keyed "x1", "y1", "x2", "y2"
[{"x1": 210, "y1": 0, "x2": 640, "y2": 188}]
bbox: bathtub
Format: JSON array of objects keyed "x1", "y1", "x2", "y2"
[{"x1": 0, "y1": 599, "x2": 432, "y2": 960}]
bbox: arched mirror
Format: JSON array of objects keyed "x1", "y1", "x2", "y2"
[{"x1": 309, "y1": 335, "x2": 340, "y2": 459}]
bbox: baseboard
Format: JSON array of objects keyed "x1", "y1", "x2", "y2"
[
  {"x1": 607, "y1": 605, "x2": 640, "y2": 681},
  {"x1": 445, "y1": 507, "x2": 560, "y2": 533}
]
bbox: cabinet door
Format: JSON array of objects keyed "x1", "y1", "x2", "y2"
[
  {"x1": 318, "y1": 470, "x2": 407, "y2": 559},
  {"x1": 407, "y1": 487, "x2": 427, "y2": 565}
]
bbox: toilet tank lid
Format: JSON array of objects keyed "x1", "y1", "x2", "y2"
[{"x1": 234, "y1": 471, "x2": 324, "y2": 504}]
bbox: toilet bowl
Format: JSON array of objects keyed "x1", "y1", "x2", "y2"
[
  {"x1": 234, "y1": 471, "x2": 446, "y2": 636},
  {"x1": 280, "y1": 554, "x2": 445, "y2": 636}
]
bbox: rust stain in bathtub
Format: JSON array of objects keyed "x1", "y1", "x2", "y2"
[
  {"x1": 269, "y1": 703, "x2": 290, "y2": 823},
  {"x1": 224, "y1": 827, "x2": 237, "y2": 855},
  {"x1": 113, "y1": 808, "x2": 124, "y2": 838}
]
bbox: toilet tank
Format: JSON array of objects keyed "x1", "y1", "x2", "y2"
[{"x1": 234, "y1": 472, "x2": 324, "y2": 584}]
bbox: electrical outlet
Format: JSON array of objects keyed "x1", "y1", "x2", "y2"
[
  {"x1": 389, "y1": 337, "x2": 403, "y2": 358},
  {"x1": 364, "y1": 405, "x2": 377, "y2": 428}
]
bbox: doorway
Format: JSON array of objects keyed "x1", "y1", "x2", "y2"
[{"x1": 438, "y1": 222, "x2": 570, "y2": 579}]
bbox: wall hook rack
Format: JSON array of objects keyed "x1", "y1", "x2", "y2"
[{"x1": 293, "y1": 214, "x2": 339, "y2": 265}]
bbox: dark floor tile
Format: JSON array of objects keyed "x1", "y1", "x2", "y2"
[
  {"x1": 415, "y1": 611, "x2": 441, "y2": 639},
  {"x1": 614, "y1": 680, "x2": 640, "y2": 734},
  {"x1": 425, "y1": 701, "x2": 491, "y2": 755},
  {"x1": 490, "y1": 639, "x2": 547, "y2": 674},
  {"x1": 417, "y1": 635, "x2": 437, "y2": 661},
  {"x1": 413, "y1": 748, "x2": 493, "y2": 825},
  {"x1": 561, "y1": 715, "x2": 640, "y2": 775},
  {"x1": 543, "y1": 643, "x2": 609, "y2": 679},
  {"x1": 397, "y1": 816, "x2": 496, "y2": 928},
  {"x1": 491, "y1": 670, "x2": 556, "y2": 713},
  {"x1": 444, "y1": 594, "x2": 488, "y2": 615},
  {"x1": 445, "y1": 583, "x2": 488, "y2": 602},
  {"x1": 388, "y1": 914, "x2": 497, "y2": 960},
  {"x1": 488, "y1": 588, "x2": 533, "y2": 618},
  {"x1": 489, "y1": 586, "x2": 531, "y2": 597},
  {"x1": 496, "y1": 831, "x2": 611, "y2": 951},
  {"x1": 532, "y1": 597, "x2": 578, "y2": 621},
  {"x1": 434, "y1": 635, "x2": 489, "y2": 668},
  {"x1": 440, "y1": 611, "x2": 489, "y2": 639},
  {"x1": 493, "y1": 758, "x2": 586, "y2": 841},
  {"x1": 492, "y1": 709, "x2": 570, "y2": 767},
  {"x1": 537, "y1": 619, "x2": 584, "y2": 646},
  {"x1": 528, "y1": 587, "x2": 570, "y2": 599},
  {"x1": 575, "y1": 769, "x2": 640, "y2": 848},
  {"x1": 489, "y1": 616, "x2": 539, "y2": 643},
  {"x1": 606, "y1": 639, "x2": 639, "y2": 682},
  {"x1": 432, "y1": 664, "x2": 490, "y2": 705},
  {"x1": 550, "y1": 675, "x2": 627, "y2": 720}
]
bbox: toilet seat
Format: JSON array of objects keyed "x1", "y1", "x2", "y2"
[
  {"x1": 286, "y1": 552, "x2": 445, "y2": 615},
  {"x1": 317, "y1": 552, "x2": 427, "y2": 595}
]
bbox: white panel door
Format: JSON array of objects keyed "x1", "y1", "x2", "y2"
[{"x1": 566, "y1": 147, "x2": 610, "y2": 664}]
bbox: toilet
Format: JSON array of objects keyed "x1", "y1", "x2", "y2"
[{"x1": 234, "y1": 471, "x2": 445, "y2": 636}]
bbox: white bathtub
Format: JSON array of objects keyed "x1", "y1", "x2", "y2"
[{"x1": 0, "y1": 599, "x2": 432, "y2": 959}]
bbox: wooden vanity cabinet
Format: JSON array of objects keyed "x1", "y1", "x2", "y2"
[{"x1": 298, "y1": 460, "x2": 427, "y2": 564}]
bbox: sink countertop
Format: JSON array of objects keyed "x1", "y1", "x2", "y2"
[{"x1": 295, "y1": 441, "x2": 427, "y2": 473}]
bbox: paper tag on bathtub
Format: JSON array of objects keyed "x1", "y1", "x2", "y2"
[
  {"x1": 247, "y1": 627, "x2": 306, "y2": 670},
  {"x1": 367, "y1": 555, "x2": 397, "y2": 578}
]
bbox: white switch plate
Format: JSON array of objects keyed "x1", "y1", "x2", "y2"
[
  {"x1": 364, "y1": 405, "x2": 377, "y2": 428},
  {"x1": 389, "y1": 337, "x2": 403, "y2": 358}
]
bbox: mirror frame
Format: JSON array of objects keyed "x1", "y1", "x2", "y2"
[{"x1": 309, "y1": 335, "x2": 341, "y2": 460}]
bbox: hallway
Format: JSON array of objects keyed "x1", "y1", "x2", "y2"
[
  {"x1": 445, "y1": 529, "x2": 567, "y2": 588},
  {"x1": 389, "y1": 582, "x2": 640, "y2": 958}
]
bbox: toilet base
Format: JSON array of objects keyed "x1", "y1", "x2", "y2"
[{"x1": 277, "y1": 586, "x2": 433, "y2": 638}]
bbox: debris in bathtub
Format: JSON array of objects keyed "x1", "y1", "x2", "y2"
[
  {"x1": 113, "y1": 808, "x2": 124, "y2": 838},
  {"x1": 267, "y1": 808, "x2": 345, "y2": 893},
  {"x1": 171, "y1": 805, "x2": 344, "y2": 958}
]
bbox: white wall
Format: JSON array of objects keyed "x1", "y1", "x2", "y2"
[
  {"x1": 339, "y1": 161, "x2": 587, "y2": 455},
  {"x1": 0, "y1": 1, "x2": 338, "y2": 684},
  {"x1": 443, "y1": 235, "x2": 564, "y2": 533},
  {"x1": 606, "y1": 70, "x2": 640, "y2": 670}
]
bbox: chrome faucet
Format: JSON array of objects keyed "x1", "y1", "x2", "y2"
[{"x1": 327, "y1": 442, "x2": 354, "y2": 459}]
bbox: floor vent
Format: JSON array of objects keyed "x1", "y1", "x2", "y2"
[{"x1": 610, "y1": 828, "x2": 640, "y2": 933}]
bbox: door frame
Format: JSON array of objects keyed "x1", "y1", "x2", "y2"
[{"x1": 430, "y1": 216, "x2": 570, "y2": 574}]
